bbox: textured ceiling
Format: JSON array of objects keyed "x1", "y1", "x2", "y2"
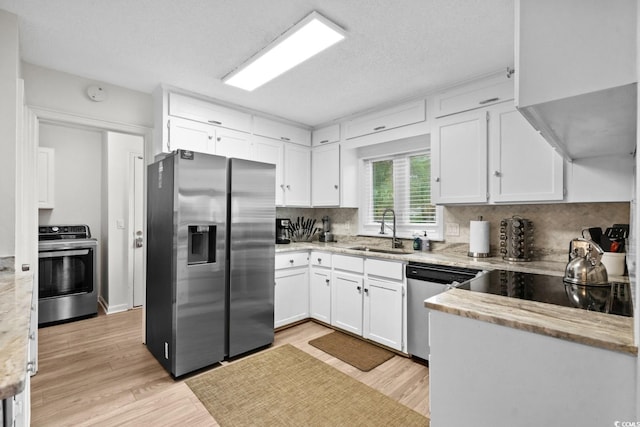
[{"x1": 0, "y1": 0, "x2": 514, "y2": 127}]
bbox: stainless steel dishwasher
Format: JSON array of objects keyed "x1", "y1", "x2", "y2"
[{"x1": 406, "y1": 262, "x2": 485, "y2": 361}]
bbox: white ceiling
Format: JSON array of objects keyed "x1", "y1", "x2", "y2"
[{"x1": 0, "y1": 0, "x2": 514, "y2": 127}]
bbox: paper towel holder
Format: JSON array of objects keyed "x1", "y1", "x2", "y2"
[{"x1": 468, "y1": 216, "x2": 491, "y2": 258}]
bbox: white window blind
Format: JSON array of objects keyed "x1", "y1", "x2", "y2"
[{"x1": 362, "y1": 151, "x2": 437, "y2": 231}]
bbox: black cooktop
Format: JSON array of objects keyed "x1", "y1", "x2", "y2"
[{"x1": 459, "y1": 270, "x2": 633, "y2": 318}]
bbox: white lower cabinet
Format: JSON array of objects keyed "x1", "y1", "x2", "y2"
[
  {"x1": 363, "y1": 277, "x2": 403, "y2": 351},
  {"x1": 330, "y1": 255, "x2": 406, "y2": 352},
  {"x1": 276, "y1": 251, "x2": 406, "y2": 353},
  {"x1": 331, "y1": 271, "x2": 364, "y2": 335},
  {"x1": 274, "y1": 252, "x2": 309, "y2": 328},
  {"x1": 274, "y1": 268, "x2": 309, "y2": 328},
  {"x1": 309, "y1": 268, "x2": 331, "y2": 324}
]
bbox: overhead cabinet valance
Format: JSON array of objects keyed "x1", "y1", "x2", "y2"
[{"x1": 345, "y1": 100, "x2": 426, "y2": 140}]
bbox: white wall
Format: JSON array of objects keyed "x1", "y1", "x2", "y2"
[
  {"x1": 22, "y1": 63, "x2": 153, "y2": 129},
  {"x1": 0, "y1": 10, "x2": 19, "y2": 257},
  {"x1": 101, "y1": 132, "x2": 143, "y2": 313},
  {"x1": 37, "y1": 123, "x2": 103, "y2": 236}
]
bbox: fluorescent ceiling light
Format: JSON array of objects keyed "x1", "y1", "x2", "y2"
[{"x1": 223, "y1": 11, "x2": 346, "y2": 91}]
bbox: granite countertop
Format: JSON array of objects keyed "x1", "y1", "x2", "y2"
[
  {"x1": 277, "y1": 240, "x2": 636, "y2": 356},
  {"x1": 0, "y1": 264, "x2": 33, "y2": 400},
  {"x1": 426, "y1": 289, "x2": 636, "y2": 355}
]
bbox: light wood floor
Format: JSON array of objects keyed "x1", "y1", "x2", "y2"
[{"x1": 31, "y1": 309, "x2": 429, "y2": 426}]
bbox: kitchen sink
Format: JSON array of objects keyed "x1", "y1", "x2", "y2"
[{"x1": 348, "y1": 246, "x2": 413, "y2": 255}]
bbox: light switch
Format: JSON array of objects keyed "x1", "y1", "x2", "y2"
[
  {"x1": 116, "y1": 219, "x2": 125, "y2": 229},
  {"x1": 445, "y1": 223, "x2": 460, "y2": 236}
]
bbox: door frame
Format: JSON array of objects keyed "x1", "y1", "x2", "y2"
[
  {"x1": 28, "y1": 106, "x2": 151, "y2": 332},
  {"x1": 128, "y1": 152, "x2": 144, "y2": 308}
]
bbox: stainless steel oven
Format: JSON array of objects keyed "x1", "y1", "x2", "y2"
[{"x1": 38, "y1": 225, "x2": 98, "y2": 325}]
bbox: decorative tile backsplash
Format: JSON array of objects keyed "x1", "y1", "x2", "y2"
[{"x1": 278, "y1": 202, "x2": 631, "y2": 261}]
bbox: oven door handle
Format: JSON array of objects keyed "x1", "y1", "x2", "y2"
[{"x1": 39, "y1": 249, "x2": 90, "y2": 258}]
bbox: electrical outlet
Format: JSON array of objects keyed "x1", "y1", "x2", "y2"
[{"x1": 446, "y1": 223, "x2": 460, "y2": 236}]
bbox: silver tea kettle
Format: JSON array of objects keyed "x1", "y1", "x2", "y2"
[{"x1": 563, "y1": 238, "x2": 609, "y2": 286}]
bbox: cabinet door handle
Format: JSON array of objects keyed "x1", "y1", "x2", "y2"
[
  {"x1": 208, "y1": 120, "x2": 222, "y2": 125},
  {"x1": 493, "y1": 170, "x2": 501, "y2": 177},
  {"x1": 325, "y1": 279, "x2": 330, "y2": 285},
  {"x1": 364, "y1": 288, "x2": 369, "y2": 295},
  {"x1": 435, "y1": 177, "x2": 440, "y2": 182},
  {"x1": 320, "y1": 139, "x2": 329, "y2": 144},
  {"x1": 317, "y1": 258, "x2": 322, "y2": 263},
  {"x1": 373, "y1": 125, "x2": 386, "y2": 131},
  {"x1": 286, "y1": 185, "x2": 291, "y2": 190},
  {"x1": 334, "y1": 184, "x2": 338, "y2": 189},
  {"x1": 289, "y1": 259, "x2": 294, "y2": 264},
  {"x1": 479, "y1": 97, "x2": 499, "y2": 105},
  {"x1": 280, "y1": 136, "x2": 291, "y2": 141},
  {"x1": 280, "y1": 184, "x2": 285, "y2": 189},
  {"x1": 356, "y1": 286, "x2": 362, "y2": 292}
]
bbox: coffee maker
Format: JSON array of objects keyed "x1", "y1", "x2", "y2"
[{"x1": 275, "y1": 218, "x2": 290, "y2": 244}]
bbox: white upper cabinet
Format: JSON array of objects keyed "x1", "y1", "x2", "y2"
[
  {"x1": 345, "y1": 100, "x2": 426, "y2": 140},
  {"x1": 432, "y1": 109, "x2": 488, "y2": 204},
  {"x1": 312, "y1": 124, "x2": 340, "y2": 146},
  {"x1": 38, "y1": 147, "x2": 55, "y2": 209},
  {"x1": 433, "y1": 74, "x2": 513, "y2": 118},
  {"x1": 253, "y1": 116, "x2": 311, "y2": 146},
  {"x1": 489, "y1": 103, "x2": 563, "y2": 202},
  {"x1": 432, "y1": 74, "x2": 565, "y2": 205},
  {"x1": 283, "y1": 144, "x2": 311, "y2": 206},
  {"x1": 168, "y1": 92, "x2": 252, "y2": 133},
  {"x1": 253, "y1": 136, "x2": 285, "y2": 206},
  {"x1": 253, "y1": 136, "x2": 311, "y2": 207},
  {"x1": 215, "y1": 128, "x2": 253, "y2": 160},
  {"x1": 515, "y1": 0, "x2": 637, "y2": 160},
  {"x1": 167, "y1": 117, "x2": 215, "y2": 154},
  {"x1": 311, "y1": 143, "x2": 340, "y2": 207}
]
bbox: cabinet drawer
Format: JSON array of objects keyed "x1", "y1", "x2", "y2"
[
  {"x1": 433, "y1": 75, "x2": 513, "y2": 118},
  {"x1": 275, "y1": 252, "x2": 309, "y2": 269},
  {"x1": 254, "y1": 116, "x2": 311, "y2": 146},
  {"x1": 310, "y1": 251, "x2": 332, "y2": 268},
  {"x1": 169, "y1": 92, "x2": 252, "y2": 132},
  {"x1": 332, "y1": 254, "x2": 364, "y2": 274},
  {"x1": 365, "y1": 258, "x2": 404, "y2": 281},
  {"x1": 345, "y1": 100, "x2": 426, "y2": 140},
  {"x1": 312, "y1": 124, "x2": 340, "y2": 146}
]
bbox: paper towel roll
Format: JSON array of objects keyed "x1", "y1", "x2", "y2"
[{"x1": 469, "y1": 220, "x2": 490, "y2": 257}]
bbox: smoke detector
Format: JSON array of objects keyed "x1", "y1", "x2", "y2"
[{"x1": 87, "y1": 85, "x2": 107, "y2": 102}]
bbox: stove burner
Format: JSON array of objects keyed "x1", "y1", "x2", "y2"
[{"x1": 460, "y1": 269, "x2": 633, "y2": 317}]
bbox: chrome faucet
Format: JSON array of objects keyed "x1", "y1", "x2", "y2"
[{"x1": 379, "y1": 208, "x2": 403, "y2": 249}]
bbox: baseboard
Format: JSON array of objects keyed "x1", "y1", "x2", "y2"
[{"x1": 98, "y1": 296, "x2": 129, "y2": 315}]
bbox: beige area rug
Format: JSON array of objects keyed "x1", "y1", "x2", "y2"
[
  {"x1": 308, "y1": 331, "x2": 395, "y2": 372},
  {"x1": 186, "y1": 344, "x2": 429, "y2": 427}
]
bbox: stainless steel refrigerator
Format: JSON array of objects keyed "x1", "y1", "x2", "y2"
[{"x1": 146, "y1": 150, "x2": 275, "y2": 377}]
